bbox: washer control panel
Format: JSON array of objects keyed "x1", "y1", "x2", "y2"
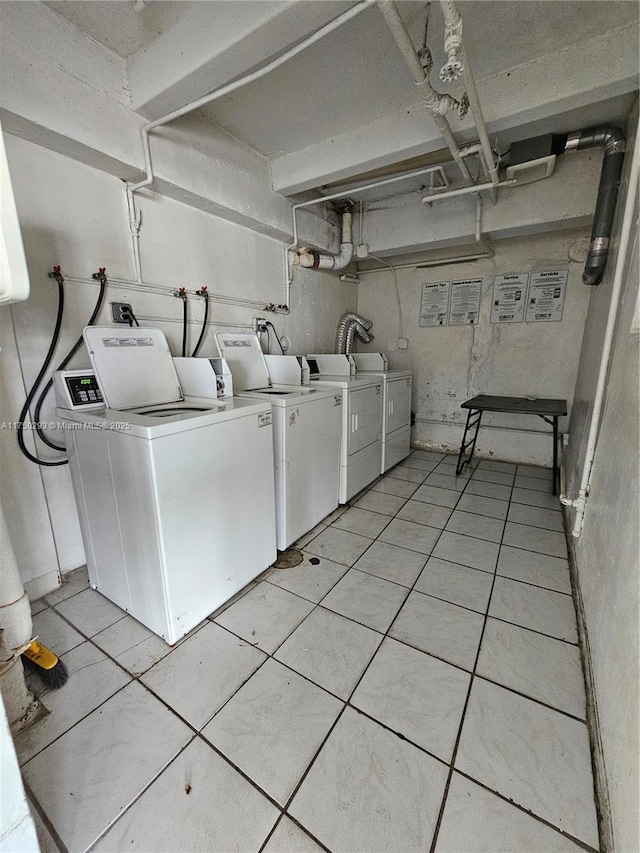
[{"x1": 54, "y1": 370, "x2": 104, "y2": 410}]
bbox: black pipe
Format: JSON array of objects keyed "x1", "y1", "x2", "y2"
[
  {"x1": 567, "y1": 125, "x2": 626, "y2": 286},
  {"x1": 33, "y1": 270, "x2": 107, "y2": 451},
  {"x1": 191, "y1": 290, "x2": 209, "y2": 357},
  {"x1": 181, "y1": 295, "x2": 188, "y2": 357},
  {"x1": 17, "y1": 276, "x2": 70, "y2": 467}
]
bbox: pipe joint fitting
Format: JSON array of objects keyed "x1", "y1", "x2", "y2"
[
  {"x1": 440, "y1": 31, "x2": 464, "y2": 80},
  {"x1": 294, "y1": 249, "x2": 321, "y2": 269},
  {"x1": 417, "y1": 47, "x2": 433, "y2": 71},
  {"x1": 434, "y1": 93, "x2": 459, "y2": 116},
  {"x1": 605, "y1": 139, "x2": 626, "y2": 156},
  {"x1": 0, "y1": 591, "x2": 33, "y2": 652}
]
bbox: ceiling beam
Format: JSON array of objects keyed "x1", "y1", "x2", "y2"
[
  {"x1": 272, "y1": 23, "x2": 639, "y2": 196},
  {"x1": 127, "y1": 1, "x2": 357, "y2": 121}
]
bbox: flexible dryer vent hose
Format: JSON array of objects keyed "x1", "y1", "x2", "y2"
[{"x1": 335, "y1": 312, "x2": 374, "y2": 354}]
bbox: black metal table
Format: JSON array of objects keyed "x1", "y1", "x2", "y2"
[{"x1": 455, "y1": 395, "x2": 567, "y2": 494}]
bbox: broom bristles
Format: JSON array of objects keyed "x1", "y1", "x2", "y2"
[
  {"x1": 22, "y1": 641, "x2": 70, "y2": 690},
  {"x1": 38, "y1": 657, "x2": 69, "y2": 689}
]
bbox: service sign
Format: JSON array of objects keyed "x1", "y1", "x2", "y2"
[
  {"x1": 490, "y1": 273, "x2": 528, "y2": 324},
  {"x1": 525, "y1": 269, "x2": 568, "y2": 323},
  {"x1": 448, "y1": 278, "x2": 482, "y2": 325},
  {"x1": 420, "y1": 281, "x2": 450, "y2": 327}
]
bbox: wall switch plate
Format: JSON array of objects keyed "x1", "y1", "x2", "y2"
[{"x1": 398, "y1": 338, "x2": 409, "y2": 349}]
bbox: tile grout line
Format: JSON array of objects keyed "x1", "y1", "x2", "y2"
[
  {"x1": 428, "y1": 532, "x2": 502, "y2": 851},
  {"x1": 451, "y1": 769, "x2": 601, "y2": 853},
  {"x1": 28, "y1": 452, "x2": 570, "y2": 851},
  {"x1": 258, "y1": 459, "x2": 457, "y2": 840},
  {"x1": 428, "y1": 471, "x2": 586, "y2": 853},
  {"x1": 261, "y1": 454, "x2": 578, "y2": 850},
  {"x1": 23, "y1": 781, "x2": 69, "y2": 853},
  {"x1": 429, "y1": 466, "x2": 514, "y2": 851},
  {"x1": 26, "y1": 603, "x2": 297, "y2": 844}
]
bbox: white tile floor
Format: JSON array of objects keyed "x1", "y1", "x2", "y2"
[{"x1": 20, "y1": 451, "x2": 600, "y2": 853}]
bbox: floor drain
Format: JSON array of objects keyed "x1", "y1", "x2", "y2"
[{"x1": 272, "y1": 548, "x2": 304, "y2": 569}]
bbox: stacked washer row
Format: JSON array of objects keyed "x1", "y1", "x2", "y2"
[{"x1": 57, "y1": 328, "x2": 412, "y2": 646}]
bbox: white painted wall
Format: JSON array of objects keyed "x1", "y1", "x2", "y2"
[
  {"x1": 356, "y1": 228, "x2": 591, "y2": 464},
  {"x1": 0, "y1": 694, "x2": 38, "y2": 852},
  {"x1": 564, "y1": 107, "x2": 639, "y2": 853},
  {"x1": 361, "y1": 151, "x2": 601, "y2": 258},
  {"x1": 3, "y1": 134, "x2": 355, "y2": 591}
]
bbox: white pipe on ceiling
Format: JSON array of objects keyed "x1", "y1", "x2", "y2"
[
  {"x1": 422, "y1": 178, "x2": 516, "y2": 203},
  {"x1": 362, "y1": 193, "x2": 493, "y2": 274},
  {"x1": 438, "y1": 0, "x2": 499, "y2": 196},
  {"x1": 377, "y1": 0, "x2": 473, "y2": 186},
  {"x1": 294, "y1": 211, "x2": 354, "y2": 270},
  {"x1": 125, "y1": 0, "x2": 375, "y2": 294},
  {"x1": 284, "y1": 164, "x2": 449, "y2": 290}
]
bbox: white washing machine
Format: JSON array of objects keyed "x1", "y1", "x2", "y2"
[
  {"x1": 56, "y1": 327, "x2": 277, "y2": 645},
  {"x1": 216, "y1": 333, "x2": 342, "y2": 551},
  {"x1": 351, "y1": 353, "x2": 412, "y2": 473},
  {"x1": 307, "y1": 354, "x2": 384, "y2": 503}
]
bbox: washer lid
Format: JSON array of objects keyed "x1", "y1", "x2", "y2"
[
  {"x1": 83, "y1": 326, "x2": 182, "y2": 409},
  {"x1": 215, "y1": 332, "x2": 270, "y2": 391}
]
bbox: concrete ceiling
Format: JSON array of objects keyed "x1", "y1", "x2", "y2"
[{"x1": 42, "y1": 0, "x2": 639, "y2": 201}]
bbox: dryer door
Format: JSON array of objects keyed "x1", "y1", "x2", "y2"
[
  {"x1": 348, "y1": 384, "x2": 382, "y2": 456},
  {"x1": 386, "y1": 376, "x2": 412, "y2": 436}
]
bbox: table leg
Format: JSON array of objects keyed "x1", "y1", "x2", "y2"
[
  {"x1": 456, "y1": 409, "x2": 482, "y2": 475},
  {"x1": 552, "y1": 416, "x2": 559, "y2": 496}
]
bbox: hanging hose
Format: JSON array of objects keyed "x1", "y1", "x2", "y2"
[
  {"x1": 33, "y1": 269, "x2": 107, "y2": 452},
  {"x1": 174, "y1": 288, "x2": 188, "y2": 357},
  {"x1": 191, "y1": 288, "x2": 209, "y2": 357},
  {"x1": 17, "y1": 268, "x2": 70, "y2": 467}
]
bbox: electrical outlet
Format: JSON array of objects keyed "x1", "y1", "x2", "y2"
[
  {"x1": 398, "y1": 338, "x2": 409, "y2": 349},
  {"x1": 112, "y1": 302, "x2": 133, "y2": 324},
  {"x1": 253, "y1": 317, "x2": 268, "y2": 333},
  {"x1": 356, "y1": 243, "x2": 369, "y2": 259}
]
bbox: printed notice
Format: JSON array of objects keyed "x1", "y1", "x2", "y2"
[
  {"x1": 448, "y1": 278, "x2": 482, "y2": 325},
  {"x1": 525, "y1": 269, "x2": 568, "y2": 323},
  {"x1": 491, "y1": 273, "x2": 528, "y2": 324},
  {"x1": 420, "y1": 281, "x2": 450, "y2": 327}
]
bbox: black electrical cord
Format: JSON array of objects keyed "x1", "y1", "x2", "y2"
[
  {"x1": 265, "y1": 321, "x2": 285, "y2": 355},
  {"x1": 33, "y1": 272, "x2": 107, "y2": 452},
  {"x1": 17, "y1": 278, "x2": 70, "y2": 467},
  {"x1": 181, "y1": 296, "x2": 188, "y2": 357},
  {"x1": 191, "y1": 291, "x2": 209, "y2": 357},
  {"x1": 124, "y1": 307, "x2": 140, "y2": 326}
]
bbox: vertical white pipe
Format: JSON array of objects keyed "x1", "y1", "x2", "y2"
[
  {"x1": 438, "y1": 0, "x2": 498, "y2": 191},
  {"x1": 127, "y1": 2, "x2": 375, "y2": 294},
  {"x1": 0, "y1": 501, "x2": 36, "y2": 729},
  {"x1": 571, "y1": 123, "x2": 639, "y2": 538}
]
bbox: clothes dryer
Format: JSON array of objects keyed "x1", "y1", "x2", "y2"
[
  {"x1": 56, "y1": 327, "x2": 277, "y2": 644},
  {"x1": 215, "y1": 334, "x2": 342, "y2": 550},
  {"x1": 351, "y1": 352, "x2": 412, "y2": 473},
  {"x1": 307, "y1": 354, "x2": 384, "y2": 503}
]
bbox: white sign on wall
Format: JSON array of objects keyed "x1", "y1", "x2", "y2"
[
  {"x1": 449, "y1": 278, "x2": 482, "y2": 325},
  {"x1": 420, "y1": 281, "x2": 450, "y2": 327},
  {"x1": 525, "y1": 269, "x2": 568, "y2": 322},
  {"x1": 491, "y1": 273, "x2": 528, "y2": 324}
]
